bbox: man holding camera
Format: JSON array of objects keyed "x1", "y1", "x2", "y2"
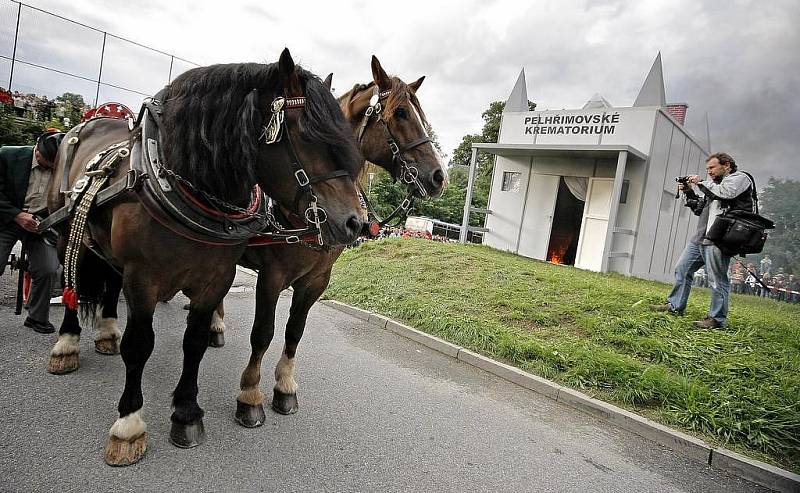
[
  {"x1": 0, "y1": 130, "x2": 64, "y2": 334},
  {"x1": 651, "y1": 152, "x2": 753, "y2": 329}
]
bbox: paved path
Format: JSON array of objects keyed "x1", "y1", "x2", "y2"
[{"x1": 0, "y1": 269, "x2": 768, "y2": 492}]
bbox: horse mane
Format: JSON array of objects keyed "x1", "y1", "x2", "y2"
[
  {"x1": 160, "y1": 63, "x2": 361, "y2": 204},
  {"x1": 299, "y1": 74, "x2": 363, "y2": 180}
]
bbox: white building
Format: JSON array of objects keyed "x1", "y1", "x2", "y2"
[{"x1": 460, "y1": 54, "x2": 711, "y2": 282}]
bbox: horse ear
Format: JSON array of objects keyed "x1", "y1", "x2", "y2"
[
  {"x1": 324, "y1": 73, "x2": 333, "y2": 91},
  {"x1": 278, "y1": 48, "x2": 302, "y2": 97},
  {"x1": 408, "y1": 76, "x2": 425, "y2": 92},
  {"x1": 371, "y1": 55, "x2": 391, "y2": 90}
]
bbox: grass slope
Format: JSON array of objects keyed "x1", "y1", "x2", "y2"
[{"x1": 324, "y1": 238, "x2": 800, "y2": 472}]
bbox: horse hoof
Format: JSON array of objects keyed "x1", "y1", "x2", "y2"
[
  {"x1": 271, "y1": 389, "x2": 299, "y2": 415},
  {"x1": 104, "y1": 432, "x2": 147, "y2": 466},
  {"x1": 94, "y1": 338, "x2": 120, "y2": 355},
  {"x1": 209, "y1": 332, "x2": 225, "y2": 348},
  {"x1": 169, "y1": 418, "x2": 206, "y2": 448},
  {"x1": 47, "y1": 353, "x2": 79, "y2": 375},
  {"x1": 235, "y1": 400, "x2": 266, "y2": 428}
]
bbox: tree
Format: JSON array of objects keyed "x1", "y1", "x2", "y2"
[
  {"x1": 446, "y1": 99, "x2": 537, "y2": 226},
  {"x1": 365, "y1": 99, "x2": 537, "y2": 227},
  {"x1": 759, "y1": 178, "x2": 800, "y2": 274},
  {"x1": 0, "y1": 105, "x2": 48, "y2": 146},
  {"x1": 57, "y1": 92, "x2": 86, "y2": 126}
]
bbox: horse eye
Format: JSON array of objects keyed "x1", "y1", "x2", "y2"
[{"x1": 395, "y1": 107, "x2": 408, "y2": 119}]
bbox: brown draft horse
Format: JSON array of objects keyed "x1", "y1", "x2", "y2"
[
  {"x1": 45, "y1": 49, "x2": 365, "y2": 465},
  {"x1": 227, "y1": 56, "x2": 447, "y2": 427}
]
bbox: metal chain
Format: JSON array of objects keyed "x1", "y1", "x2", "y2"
[{"x1": 154, "y1": 164, "x2": 268, "y2": 221}]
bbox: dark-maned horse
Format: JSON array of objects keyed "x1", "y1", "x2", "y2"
[
  {"x1": 45, "y1": 49, "x2": 365, "y2": 466},
  {"x1": 228, "y1": 56, "x2": 446, "y2": 426}
]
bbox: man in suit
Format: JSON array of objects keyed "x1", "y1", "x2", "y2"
[{"x1": 1, "y1": 131, "x2": 64, "y2": 333}]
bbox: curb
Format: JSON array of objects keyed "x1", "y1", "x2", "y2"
[{"x1": 321, "y1": 299, "x2": 800, "y2": 493}]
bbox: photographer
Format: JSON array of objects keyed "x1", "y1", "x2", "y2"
[
  {"x1": 651, "y1": 152, "x2": 753, "y2": 329},
  {"x1": 0, "y1": 131, "x2": 64, "y2": 334}
]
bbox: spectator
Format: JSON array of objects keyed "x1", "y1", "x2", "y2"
[
  {"x1": 759, "y1": 256, "x2": 772, "y2": 276},
  {"x1": 0, "y1": 130, "x2": 65, "y2": 334}
]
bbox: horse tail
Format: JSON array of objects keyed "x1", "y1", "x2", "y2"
[{"x1": 75, "y1": 249, "x2": 116, "y2": 321}]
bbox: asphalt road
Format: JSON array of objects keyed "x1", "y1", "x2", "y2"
[{"x1": 0, "y1": 267, "x2": 768, "y2": 493}]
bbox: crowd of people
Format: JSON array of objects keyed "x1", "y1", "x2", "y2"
[
  {"x1": 350, "y1": 226, "x2": 454, "y2": 248},
  {"x1": 692, "y1": 255, "x2": 798, "y2": 303},
  {"x1": 0, "y1": 87, "x2": 88, "y2": 127}
]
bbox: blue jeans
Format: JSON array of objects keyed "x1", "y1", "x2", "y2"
[{"x1": 667, "y1": 242, "x2": 732, "y2": 326}]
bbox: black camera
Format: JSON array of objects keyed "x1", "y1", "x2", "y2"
[{"x1": 674, "y1": 176, "x2": 691, "y2": 199}]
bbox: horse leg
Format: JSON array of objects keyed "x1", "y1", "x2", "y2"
[
  {"x1": 235, "y1": 272, "x2": 280, "y2": 428},
  {"x1": 104, "y1": 273, "x2": 156, "y2": 466},
  {"x1": 168, "y1": 304, "x2": 216, "y2": 448},
  {"x1": 94, "y1": 268, "x2": 123, "y2": 355},
  {"x1": 47, "y1": 306, "x2": 82, "y2": 374},
  {"x1": 208, "y1": 300, "x2": 226, "y2": 348},
  {"x1": 272, "y1": 274, "x2": 330, "y2": 415}
]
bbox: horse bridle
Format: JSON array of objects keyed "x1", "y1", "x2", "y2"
[
  {"x1": 356, "y1": 85, "x2": 431, "y2": 199},
  {"x1": 258, "y1": 96, "x2": 352, "y2": 246}
]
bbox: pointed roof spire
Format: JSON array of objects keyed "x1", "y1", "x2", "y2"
[
  {"x1": 504, "y1": 69, "x2": 528, "y2": 112},
  {"x1": 583, "y1": 92, "x2": 613, "y2": 109},
  {"x1": 633, "y1": 52, "x2": 666, "y2": 107}
]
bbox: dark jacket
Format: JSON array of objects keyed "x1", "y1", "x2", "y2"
[{"x1": 0, "y1": 145, "x2": 35, "y2": 226}]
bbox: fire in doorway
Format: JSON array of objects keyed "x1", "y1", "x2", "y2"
[{"x1": 546, "y1": 177, "x2": 584, "y2": 265}]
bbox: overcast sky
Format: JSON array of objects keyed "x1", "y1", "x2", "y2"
[{"x1": 2, "y1": 0, "x2": 798, "y2": 184}]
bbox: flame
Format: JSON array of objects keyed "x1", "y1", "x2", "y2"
[{"x1": 547, "y1": 233, "x2": 572, "y2": 265}]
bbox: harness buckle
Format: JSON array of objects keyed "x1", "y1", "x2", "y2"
[
  {"x1": 389, "y1": 141, "x2": 400, "y2": 156},
  {"x1": 365, "y1": 106, "x2": 374, "y2": 117},
  {"x1": 400, "y1": 198, "x2": 411, "y2": 210},
  {"x1": 285, "y1": 235, "x2": 300, "y2": 244},
  {"x1": 295, "y1": 169, "x2": 310, "y2": 187}
]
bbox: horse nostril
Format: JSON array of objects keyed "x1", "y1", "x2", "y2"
[
  {"x1": 346, "y1": 215, "x2": 362, "y2": 237},
  {"x1": 432, "y1": 169, "x2": 445, "y2": 187}
]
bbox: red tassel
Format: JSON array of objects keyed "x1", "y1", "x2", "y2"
[{"x1": 62, "y1": 287, "x2": 79, "y2": 311}]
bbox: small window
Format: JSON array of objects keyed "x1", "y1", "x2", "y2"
[{"x1": 501, "y1": 171, "x2": 522, "y2": 192}]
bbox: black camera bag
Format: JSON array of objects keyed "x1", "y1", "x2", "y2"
[{"x1": 705, "y1": 172, "x2": 774, "y2": 256}]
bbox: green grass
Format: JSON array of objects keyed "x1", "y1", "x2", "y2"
[{"x1": 324, "y1": 238, "x2": 800, "y2": 472}]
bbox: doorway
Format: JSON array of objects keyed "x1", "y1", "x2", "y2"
[{"x1": 546, "y1": 177, "x2": 585, "y2": 265}]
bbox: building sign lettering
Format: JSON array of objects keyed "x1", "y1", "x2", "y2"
[{"x1": 523, "y1": 112, "x2": 620, "y2": 135}]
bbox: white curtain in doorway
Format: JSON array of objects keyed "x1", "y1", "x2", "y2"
[{"x1": 564, "y1": 176, "x2": 589, "y2": 202}]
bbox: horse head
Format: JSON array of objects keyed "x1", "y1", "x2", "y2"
[
  {"x1": 162, "y1": 49, "x2": 364, "y2": 246},
  {"x1": 339, "y1": 56, "x2": 447, "y2": 199}
]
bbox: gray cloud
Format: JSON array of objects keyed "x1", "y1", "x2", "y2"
[{"x1": 4, "y1": 0, "x2": 798, "y2": 184}]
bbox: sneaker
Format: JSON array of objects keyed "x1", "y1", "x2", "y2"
[
  {"x1": 23, "y1": 316, "x2": 56, "y2": 334},
  {"x1": 649, "y1": 303, "x2": 682, "y2": 315},
  {"x1": 693, "y1": 317, "x2": 721, "y2": 329}
]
